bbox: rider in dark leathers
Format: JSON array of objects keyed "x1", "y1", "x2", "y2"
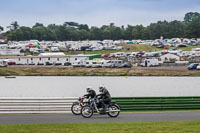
[
  {"x1": 97, "y1": 85, "x2": 111, "y2": 110},
  {"x1": 84, "y1": 86, "x2": 96, "y2": 99}
]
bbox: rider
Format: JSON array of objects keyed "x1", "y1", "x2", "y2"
[
  {"x1": 97, "y1": 84, "x2": 111, "y2": 111},
  {"x1": 84, "y1": 86, "x2": 96, "y2": 99}
]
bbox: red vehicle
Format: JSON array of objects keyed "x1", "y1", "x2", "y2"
[{"x1": 8, "y1": 62, "x2": 16, "y2": 65}]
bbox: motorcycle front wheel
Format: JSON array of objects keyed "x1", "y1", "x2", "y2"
[
  {"x1": 81, "y1": 105, "x2": 93, "y2": 118},
  {"x1": 71, "y1": 103, "x2": 81, "y2": 115}
]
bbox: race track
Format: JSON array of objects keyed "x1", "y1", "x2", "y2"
[{"x1": 1, "y1": 112, "x2": 200, "y2": 125}]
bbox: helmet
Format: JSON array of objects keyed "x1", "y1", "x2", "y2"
[
  {"x1": 99, "y1": 84, "x2": 105, "y2": 92},
  {"x1": 86, "y1": 86, "x2": 92, "y2": 92}
]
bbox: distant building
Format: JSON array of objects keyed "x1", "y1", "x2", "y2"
[{"x1": 0, "y1": 54, "x2": 100, "y2": 66}]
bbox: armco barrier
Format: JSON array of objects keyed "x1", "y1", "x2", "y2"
[
  {"x1": 1, "y1": 97, "x2": 200, "y2": 113},
  {"x1": 112, "y1": 97, "x2": 200, "y2": 111},
  {"x1": 0, "y1": 97, "x2": 77, "y2": 113}
]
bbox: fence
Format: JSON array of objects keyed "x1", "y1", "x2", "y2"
[
  {"x1": 0, "y1": 97, "x2": 77, "y2": 113},
  {"x1": 0, "y1": 97, "x2": 200, "y2": 113},
  {"x1": 112, "y1": 96, "x2": 200, "y2": 111}
]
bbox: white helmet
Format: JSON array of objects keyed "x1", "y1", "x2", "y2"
[
  {"x1": 99, "y1": 84, "x2": 105, "y2": 92},
  {"x1": 86, "y1": 86, "x2": 92, "y2": 92}
]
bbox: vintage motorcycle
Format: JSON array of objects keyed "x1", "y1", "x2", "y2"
[
  {"x1": 71, "y1": 97, "x2": 89, "y2": 115},
  {"x1": 81, "y1": 97, "x2": 120, "y2": 118}
]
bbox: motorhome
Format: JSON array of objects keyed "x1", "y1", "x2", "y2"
[
  {"x1": 110, "y1": 60, "x2": 124, "y2": 68},
  {"x1": 141, "y1": 58, "x2": 161, "y2": 67},
  {"x1": 85, "y1": 60, "x2": 101, "y2": 68},
  {"x1": 0, "y1": 60, "x2": 8, "y2": 67},
  {"x1": 99, "y1": 60, "x2": 113, "y2": 68},
  {"x1": 72, "y1": 60, "x2": 85, "y2": 67},
  {"x1": 50, "y1": 47, "x2": 60, "y2": 52}
]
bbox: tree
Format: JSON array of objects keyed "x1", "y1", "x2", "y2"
[
  {"x1": 89, "y1": 27, "x2": 103, "y2": 40},
  {"x1": 184, "y1": 12, "x2": 200, "y2": 22},
  {"x1": 184, "y1": 18, "x2": 200, "y2": 38},
  {"x1": 123, "y1": 25, "x2": 134, "y2": 40},
  {"x1": 32, "y1": 26, "x2": 48, "y2": 41},
  {"x1": 33, "y1": 23, "x2": 44, "y2": 28},
  {"x1": 132, "y1": 25, "x2": 147, "y2": 39},
  {"x1": 78, "y1": 24, "x2": 89, "y2": 31},
  {"x1": 64, "y1": 22, "x2": 79, "y2": 27},
  {"x1": 7, "y1": 21, "x2": 19, "y2": 30},
  {"x1": 4, "y1": 12, "x2": 200, "y2": 41},
  {"x1": 0, "y1": 26, "x2": 3, "y2": 33}
]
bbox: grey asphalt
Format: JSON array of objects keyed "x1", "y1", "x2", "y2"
[{"x1": 0, "y1": 112, "x2": 200, "y2": 125}]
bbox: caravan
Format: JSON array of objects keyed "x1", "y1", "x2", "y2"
[
  {"x1": 72, "y1": 60, "x2": 85, "y2": 67},
  {"x1": 0, "y1": 60, "x2": 8, "y2": 67},
  {"x1": 85, "y1": 60, "x2": 101, "y2": 68},
  {"x1": 141, "y1": 58, "x2": 161, "y2": 67}
]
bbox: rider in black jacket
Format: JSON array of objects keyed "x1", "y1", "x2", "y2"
[
  {"x1": 84, "y1": 86, "x2": 96, "y2": 99},
  {"x1": 97, "y1": 85, "x2": 111, "y2": 110}
]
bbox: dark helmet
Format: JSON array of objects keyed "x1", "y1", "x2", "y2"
[
  {"x1": 86, "y1": 86, "x2": 92, "y2": 92},
  {"x1": 99, "y1": 84, "x2": 105, "y2": 92}
]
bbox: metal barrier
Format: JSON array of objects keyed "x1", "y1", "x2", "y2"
[
  {"x1": 0, "y1": 97, "x2": 77, "y2": 113},
  {"x1": 112, "y1": 97, "x2": 200, "y2": 111},
  {"x1": 1, "y1": 97, "x2": 200, "y2": 113}
]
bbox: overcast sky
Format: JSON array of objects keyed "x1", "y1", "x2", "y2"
[{"x1": 1, "y1": 0, "x2": 200, "y2": 30}]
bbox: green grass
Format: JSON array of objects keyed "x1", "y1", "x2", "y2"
[
  {"x1": 64, "y1": 50, "x2": 122, "y2": 55},
  {"x1": 0, "y1": 121, "x2": 200, "y2": 133},
  {"x1": 63, "y1": 45, "x2": 200, "y2": 55},
  {"x1": 63, "y1": 44, "x2": 161, "y2": 55},
  {"x1": 178, "y1": 46, "x2": 200, "y2": 51}
]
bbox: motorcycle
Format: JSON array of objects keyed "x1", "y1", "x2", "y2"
[
  {"x1": 81, "y1": 97, "x2": 120, "y2": 118},
  {"x1": 71, "y1": 97, "x2": 89, "y2": 115}
]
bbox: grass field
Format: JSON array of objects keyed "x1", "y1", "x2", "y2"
[
  {"x1": 64, "y1": 44, "x2": 161, "y2": 55},
  {"x1": 1, "y1": 66, "x2": 200, "y2": 76},
  {"x1": 0, "y1": 121, "x2": 200, "y2": 133}
]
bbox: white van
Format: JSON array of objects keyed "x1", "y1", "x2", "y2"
[
  {"x1": 50, "y1": 47, "x2": 60, "y2": 52},
  {"x1": 0, "y1": 60, "x2": 8, "y2": 67},
  {"x1": 72, "y1": 60, "x2": 84, "y2": 67},
  {"x1": 85, "y1": 60, "x2": 101, "y2": 68},
  {"x1": 110, "y1": 60, "x2": 124, "y2": 68},
  {"x1": 99, "y1": 60, "x2": 113, "y2": 68},
  {"x1": 141, "y1": 58, "x2": 161, "y2": 67}
]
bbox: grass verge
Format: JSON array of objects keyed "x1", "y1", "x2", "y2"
[
  {"x1": 1, "y1": 66, "x2": 200, "y2": 76},
  {"x1": 0, "y1": 121, "x2": 200, "y2": 133}
]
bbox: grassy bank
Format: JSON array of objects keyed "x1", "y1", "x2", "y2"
[
  {"x1": 63, "y1": 45, "x2": 200, "y2": 55},
  {"x1": 0, "y1": 121, "x2": 200, "y2": 133},
  {"x1": 0, "y1": 66, "x2": 200, "y2": 76}
]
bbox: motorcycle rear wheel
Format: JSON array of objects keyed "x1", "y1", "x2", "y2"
[
  {"x1": 107, "y1": 104, "x2": 120, "y2": 118},
  {"x1": 71, "y1": 104, "x2": 81, "y2": 115}
]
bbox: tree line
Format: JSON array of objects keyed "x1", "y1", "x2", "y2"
[{"x1": 1, "y1": 12, "x2": 200, "y2": 41}]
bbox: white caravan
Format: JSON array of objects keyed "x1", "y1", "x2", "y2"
[
  {"x1": 85, "y1": 60, "x2": 101, "y2": 68},
  {"x1": 141, "y1": 58, "x2": 161, "y2": 67},
  {"x1": 72, "y1": 60, "x2": 84, "y2": 67}
]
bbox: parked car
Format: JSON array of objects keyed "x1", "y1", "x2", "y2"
[
  {"x1": 187, "y1": 63, "x2": 199, "y2": 70},
  {"x1": 196, "y1": 64, "x2": 200, "y2": 70},
  {"x1": 8, "y1": 62, "x2": 16, "y2": 65}
]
